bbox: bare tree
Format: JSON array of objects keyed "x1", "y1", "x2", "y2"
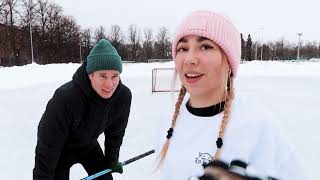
[
  {"x1": 2, "y1": 0, "x2": 19, "y2": 25},
  {"x1": 81, "y1": 28, "x2": 92, "y2": 47},
  {"x1": 94, "y1": 25, "x2": 106, "y2": 43},
  {"x1": 267, "y1": 42, "x2": 276, "y2": 60},
  {"x1": 0, "y1": 0, "x2": 8, "y2": 64},
  {"x1": 0, "y1": 0, "x2": 7, "y2": 24},
  {"x1": 108, "y1": 24, "x2": 124, "y2": 50},
  {"x1": 41, "y1": 2, "x2": 62, "y2": 63},
  {"x1": 80, "y1": 28, "x2": 92, "y2": 61},
  {"x1": 46, "y1": 2, "x2": 62, "y2": 27},
  {"x1": 19, "y1": 0, "x2": 36, "y2": 27},
  {"x1": 17, "y1": 0, "x2": 38, "y2": 64},
  {"x1": 32, "y1": 0, "x2": 50, "y2": 64},
  {"x1": 107, "y1": 24, "x2": 128, "y2": 59},
  {"x1": 142, "y1": 27, "x2": 153, "y2": 61},
  {"x1": 35, "y1": 0, "x2": 48, "y2": 33},
  {"x1": 318, "y1": 41, "x2": 320, "y2": 58},
  {"x1": 271, "y1": 39, "x2": 293, "y2": 60},
  {"x1": 0, "y1": 0, "x2": 84, "y2": 66},
  {"x1": 301, "y1": 41, "x2": 319, "y2": 59},
  {"x1": 2, "y1": 0, "x2": 22, "y2": 65},
  {"x1": 34, "y1": 1, "x2": 81, "y2": 64},
  {"x1": 127, "y1": 24, "x2": 141, "y2": 61},
  {"x1": 60, "y1": 16, "x2": 81, "y2": 62},
  {"x1": 155, "y1": 26, "x2": 171, "y2": 59},
  {"x1": 274, "y1": 38, "x2": 285, "y2": 60}
]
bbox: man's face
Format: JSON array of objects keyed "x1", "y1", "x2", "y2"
[{"x1": 88, "y1": 70, "x2": 120, "y2": 99}]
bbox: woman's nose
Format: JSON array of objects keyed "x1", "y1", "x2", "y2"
[{"x1": 184, "y1": 50, "x2": 199, "y2": 65}]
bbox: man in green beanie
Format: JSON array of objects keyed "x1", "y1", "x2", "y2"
[{"x1": 33, "y1": 39, "x2": 131, "y2": 180}]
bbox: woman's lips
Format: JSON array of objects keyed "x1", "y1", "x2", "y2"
[{"x1": 185, "y1": 73, "x2": 203, "y2": 84}]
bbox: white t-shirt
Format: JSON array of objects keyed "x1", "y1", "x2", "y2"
[{"x1": 157, "y1": 96, "x2": 307, "y2": 180}]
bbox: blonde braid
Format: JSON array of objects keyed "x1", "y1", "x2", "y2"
[
  {"x1": 214, "y1": 76, "x2": 235, "y2": 160},
  {"x1": 157, "y1": 86, "x2": 186, "y2": 168}
]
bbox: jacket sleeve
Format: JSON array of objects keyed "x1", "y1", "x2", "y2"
[
  {"x1": 33, "y1": 91, "x2": 71, "y2": 180},
  {"x1": 104, "y1": 87, "x2": 132, "y2": 166}
]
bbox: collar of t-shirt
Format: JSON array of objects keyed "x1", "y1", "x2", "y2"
[{"x1": 186, "y1": 100, "x2": 225, "y2": 117}]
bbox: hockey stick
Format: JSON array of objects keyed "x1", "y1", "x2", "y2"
[{"x1": 80, "y1": 149, "x2": 155, "y2": 180}]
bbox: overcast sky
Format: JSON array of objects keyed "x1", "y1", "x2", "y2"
[{"x1": 53, "y1": 0, "x2": 319, "y2": 43}]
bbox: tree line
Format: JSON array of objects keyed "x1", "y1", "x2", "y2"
[
  {"x1": 1, "y1": 0, "x2": 319, "y2": 67},
  {"x1": 241, "y1": 34, "x2": 320, "y2": 61},
  {"x1": 0, "y1": 0, "x2": 171, "y2": 66}
]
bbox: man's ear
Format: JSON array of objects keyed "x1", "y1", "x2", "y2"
[{"x1": 88, "y1": 72, "x2": 94, "y2": 80}]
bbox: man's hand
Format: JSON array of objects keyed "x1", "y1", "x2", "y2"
[{"x1": 109, "y1": 162, "x2": 123, "y2": 174}]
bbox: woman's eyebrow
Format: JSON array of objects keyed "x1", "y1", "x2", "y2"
[
  {"x1": 197, "y1": 36, "x2": 210, "y2": 42},
  {"x1": 178, "y1": 37, "x2": 188, "y2": 43}
]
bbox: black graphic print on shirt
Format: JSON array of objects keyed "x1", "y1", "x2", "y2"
[{"x1": 195, "y1": 152, "x2": 213, "y2": 165}]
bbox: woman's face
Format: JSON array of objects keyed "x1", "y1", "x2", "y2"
[{"x1": 175, "y1": 35, "x2": 229, "y2": 97}]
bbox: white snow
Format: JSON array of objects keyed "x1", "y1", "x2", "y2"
[{"x1": 0, "y1": 60, "x2": 319, "y2": 180}]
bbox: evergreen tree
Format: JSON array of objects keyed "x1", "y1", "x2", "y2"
[
  {"x1": 246, "y1": 34, "x2": 252, "y2": 61},
  {"x1": 240, "y1": 33, "x2": 246, "y2": 60}
]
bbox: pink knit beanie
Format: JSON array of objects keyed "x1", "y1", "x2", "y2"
[{"x1": 172, "y1": 10, "x2": 241, "y2": 77}]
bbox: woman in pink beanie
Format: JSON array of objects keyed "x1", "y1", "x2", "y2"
[{"x1": 157, "y1": 10, "x2": 307, "y2": 180}]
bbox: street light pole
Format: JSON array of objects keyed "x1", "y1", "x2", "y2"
[
  {"x1": 297, "y1": 33, "x2": 303, "y2": 60},
  {"x1": 255, "y1": 42, "x2": 258, "y2": 60},
  {"x1": 260, "y1": 42, "x2": 263, "y2": 61},
  {"x1": 80, "y1": 42, "x2": 82, "y2": 62},
  {"x1": 29, "y1": 0, "x2": 34, "y2": 63},
  {"x1": 260, "y1": 26, "x2": 264, "y2": 61}
]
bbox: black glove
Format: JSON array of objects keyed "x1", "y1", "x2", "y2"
[
  {"x1": 109, "y1": 162, "x2": 123, "y2": 174},
  {"x1": 188, "y1": 160, "x2": 278, "y2": 180}
]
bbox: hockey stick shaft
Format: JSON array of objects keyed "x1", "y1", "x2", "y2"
[{"x1": 80, "y1": 149, "x2": 155, "y2": 180}]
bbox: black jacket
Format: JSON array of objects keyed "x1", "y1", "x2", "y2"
[{"x1": 33, "y1": 62, "x2": 132, "y2": 179}]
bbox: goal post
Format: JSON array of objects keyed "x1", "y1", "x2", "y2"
[{"x1": 152, "y1": 68, "x2": 181, "y2": 93}]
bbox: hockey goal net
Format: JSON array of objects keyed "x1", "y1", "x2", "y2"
[{"x1": 152, "y1": 68, "x2": 181, "y2": 93}]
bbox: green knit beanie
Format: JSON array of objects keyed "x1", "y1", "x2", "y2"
[{"x1": 86, "y1": 39, "x2": 122, "y2": 74}]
